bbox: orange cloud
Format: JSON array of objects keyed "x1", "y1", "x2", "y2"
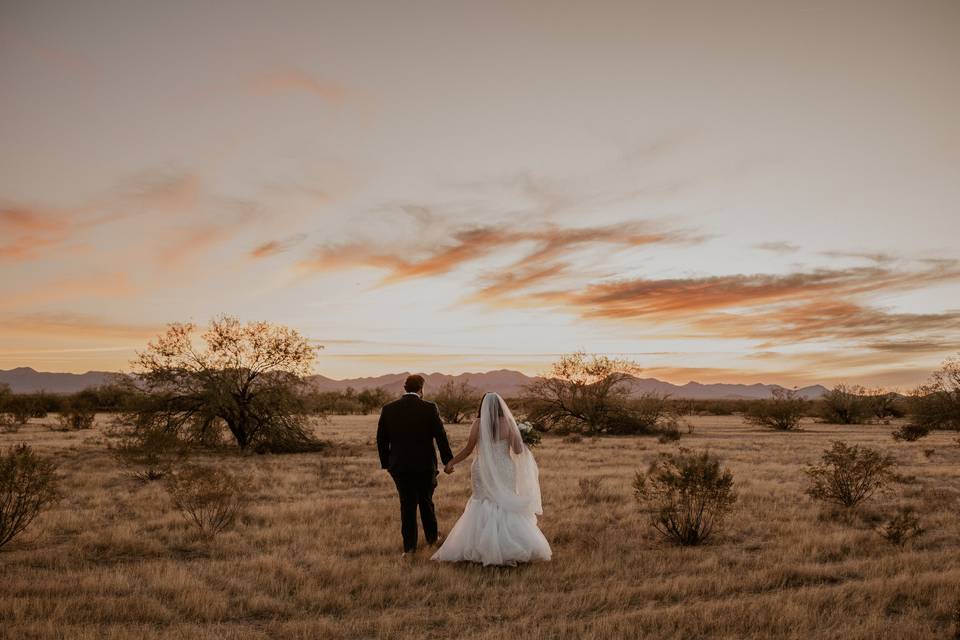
[
  {"x1": 299, "y1": 222, "x2": 693, "y2": 286},
  {"x1": 0, "y1": 206, "x2": 73, "y2": 261},
  {"x1": 0, "y1": 312, "x2": 159, "y2": 340},
  {"x1": 0, "y1": 272, "x2": 136, "y2": 309}
]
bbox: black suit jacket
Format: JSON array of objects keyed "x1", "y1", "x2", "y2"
[{"x1": 377, "y1": 394, "x2": 454, "y2": 473}]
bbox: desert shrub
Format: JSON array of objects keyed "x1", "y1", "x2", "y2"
[
  {"x1": 819, "y1": 384, "x2": 870, "y2": 424},
  {"x1": 0, "y1": 444, "x2": 59, "y2": 550},
  {"x1": 562, "y1": 433, "x2": 583, "y2": 444},
  {"x1": 879, "y1": 507, "x2": 924, "y2": 547},
  {"x1": 744, "y1": 388, "x2": 806, "y2": 431},
  {"x1": 112, "y1": 427, "x2": 188, "y2": 482},
  {"x1": 4, "y1": 395, "x2": 37, "y2": 425},
  {"x1": 57, "y1": 398, "x2": 96, "y2": 430},
  {"x1": 164, "y1": 465, "x2": 249, "y2": 536},
  {"x1": 433, "y1": 380, "x2": 482, "y2": 424},
  {"x1": 805, "y1": 441, "x2": 895, "y2": 508},
  {"x1": 577, "y1": 477, "x2": 611, "y2": 504},
  {"x1": 892, "y1": 422, "x2": 930, "y2": 442},
  {"x1": 866, "y1": 389, "x2": 905, "y2": 421},
  {"x1": 0, "y1": 415, "x2": 17, "y2": 433},
  {"x1": 633, "y1": 448, "x2": 736, "y2": 546},
  {"x1": 656, "y1": 419, "x2": 682, "y2": 443}
]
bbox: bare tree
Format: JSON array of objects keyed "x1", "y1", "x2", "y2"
[
  {"x1": 523, "y1": 352, "x2": 654, "y2": 435},
  {"x1": 433, "y1": 380, "x2": 482, "y2": 424},
  {"x1": 126, "y1": 316, "x2": 321, "y2": 452}
]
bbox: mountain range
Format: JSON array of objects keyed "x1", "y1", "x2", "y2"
[{"x1": 0, "y1": 367, "x2": 828, "y2": 400}]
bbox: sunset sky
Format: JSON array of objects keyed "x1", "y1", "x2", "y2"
[{"x1": 1, "y1": 0, "x2": 959, "y2": 387}]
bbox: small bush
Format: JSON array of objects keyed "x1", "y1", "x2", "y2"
[
  {"x1": 0, "y1": 444, "x2": 59, "y2": 550},
  {"x1": 112, "y1": 428, "x2": 187, "y2": 482},
  {"x1": 633, "y1": 448, "x2": 736, "y2": 546},
  {"x1": 0, "y1": 414, "x2": 18, "y2": 434},
  {"x1": 164, "y1": 465, "x2": 249, "y2": 536},
  {"x1": 819, "y1": 384, "x2": 870, "y2": 424},
  {"x1": 562, "y1": 433, "x2": 583, "y2": 444},
  {"x1": 892, "y1": 422, "x2": 931, "y2": 442},
  {"x1": 656, "y1": 420, "x2": 682, "y2": 444},
  {"x1": 57, "y1": 401, "x2": 96, "y2": 430},
  {"x1": 744, "y1": 388, "x2": 806, "y2": 431},
  {"x1": 804, "y1": 441, "x2": 895, "y2": 508},
  {"x1": 879, "y1": 507, "x2": 924, "y2": 547},
  {"x1": 578, "y1": 477, "x2": 619, "y2": 504}
]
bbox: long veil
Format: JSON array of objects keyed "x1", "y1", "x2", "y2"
[{"x1": 475, "y1": 392, "x2": 543, "y2": 516}]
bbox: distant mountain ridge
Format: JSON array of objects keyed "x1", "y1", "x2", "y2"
[
  {"x1": 309, "y1": 370, "x2": 828, "y2": 400},
  {"x1": 0, "y1": 366, "x2": 828, "y2": 399},
  {"x1": 0, "y1": 367, "x2": 118, "y2": 394}
]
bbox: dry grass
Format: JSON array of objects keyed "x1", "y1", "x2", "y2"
[{"x1": 2, "y1": 414, "x2": 960, "y2": 639}]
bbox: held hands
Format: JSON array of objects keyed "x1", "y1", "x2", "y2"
[{"x1": 443, "y1": 462, "x2": 455, "y2": 475}]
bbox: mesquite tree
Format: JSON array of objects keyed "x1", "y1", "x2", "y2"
[
  {"x1": 523, "y1": 352, "x2": 646, "y2": 435},
  {"x1": 127, "y1": 316, "x2": 320, "y2": 452}
]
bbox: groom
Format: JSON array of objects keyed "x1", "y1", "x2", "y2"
[{"x1": 377, "y1": 374, "x2": 454, "y2": 555}]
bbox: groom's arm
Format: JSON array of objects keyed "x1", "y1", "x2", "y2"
[
  {"x1": 376, "y1": 408, "x2": 390, "y2": 470},
  {"x1": 431, "y1": 403, "x2": 454, "y2": 465}
]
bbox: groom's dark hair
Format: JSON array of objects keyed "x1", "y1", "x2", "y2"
[{"x1": 404, "y1": 374, "x2": 425, "y2": 393}]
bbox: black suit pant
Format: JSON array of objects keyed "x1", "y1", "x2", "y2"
[{"x1": 389, "y1": 470, "x2": 439, "y2": 552}]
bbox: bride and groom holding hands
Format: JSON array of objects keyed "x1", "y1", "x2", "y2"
[{"x1": 376, "y1": 374, "x2": 552, "y2": 566}]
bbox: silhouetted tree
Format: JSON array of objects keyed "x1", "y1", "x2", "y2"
[
  {"x1": 357, "y1": 387, "x2": 391, "y2": 414},
  {"x1": 126, "y1": 316, "x2": 321, "y2": 452},
  {"x1": 524, "y1": 352, "x2": 663, "y2": 435},
  {"x1": 819, "y1": 384, "x2": 870, "y2": 424},
  {"x1": 893, "y1": 354, "x2": 960, "y2": 441}
]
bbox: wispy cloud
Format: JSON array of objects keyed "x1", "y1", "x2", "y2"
[
  {"x1": 244, "y1": 67, "x2": 357, "y2": 106},
  {"x1": 298, "y1": 221, "x2": 698, "y2": 286}
]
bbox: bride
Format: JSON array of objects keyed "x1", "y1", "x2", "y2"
[{"x1": 431, "y1": 392, "x2": 552, "y2": 566}]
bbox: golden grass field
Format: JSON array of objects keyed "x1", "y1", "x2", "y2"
[{"x1": 2, "y1": 413, "x2": 960, "y2": 640}]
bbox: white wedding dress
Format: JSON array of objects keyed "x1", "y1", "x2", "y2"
[{"x1": 432, "y1": 393, "x2": 552, "y2": 566}]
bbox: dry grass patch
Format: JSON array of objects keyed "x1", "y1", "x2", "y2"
[{"x1": 0, "y1": 414, "x2": 959, "y2": 639}]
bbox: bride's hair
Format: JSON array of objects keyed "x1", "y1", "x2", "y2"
[{"x1": 476, "y1": 392, "x2": 504, "y2": 420}]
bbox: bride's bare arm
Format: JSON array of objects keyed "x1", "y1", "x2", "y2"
[{"x1": 447, "y1": 418, "x2": 480, "y2": 468}]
